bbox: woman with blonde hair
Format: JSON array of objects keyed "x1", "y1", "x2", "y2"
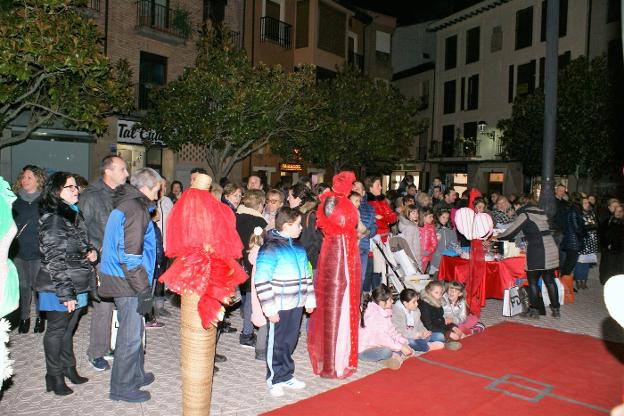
[{"x1": 12, "y1": 165, "x2": 47, "y2": 333}]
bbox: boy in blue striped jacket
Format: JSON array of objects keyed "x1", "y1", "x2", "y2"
[{"x1": 255, "y1": 207, "x2": 316, "y2": 397}]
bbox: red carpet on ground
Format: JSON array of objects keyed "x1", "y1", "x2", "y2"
[{"x1": 264, "y1": 322, "x2": 624, "y2": 416}]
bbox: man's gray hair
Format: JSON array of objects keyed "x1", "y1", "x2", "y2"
[{"x1": 130, "y1": 167, "x2": 162, "y2": 190}]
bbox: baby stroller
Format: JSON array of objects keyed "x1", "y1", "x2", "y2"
[{"x1": 372, "y1": 234, "x2": 431, "y2": 299}]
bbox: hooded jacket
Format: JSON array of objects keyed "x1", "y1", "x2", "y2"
[
  {"x1": 35, "y1": 202, "x2": 96, "y2": 301},
  {"x1": 78, "y1": 178, "x2": 116, "y2": 251},
  {"x1": 254, "y1": 229, "x2": 316, "y2": 317},
  {"x1": 358, "y1": 301, "x2": 407, "y2": 353},
  {"x1": 397, "y1": 216, "x2": 422, "y2": 265},
  {"x1": 98, "y1": 184, "x2": 156, "y2": 298},
  {"x1": 418, "y1": 289, "x2": 448, "y2": 333},
  {"x1": 391, "y1": 302, "x2": 428, "y2": 339}
]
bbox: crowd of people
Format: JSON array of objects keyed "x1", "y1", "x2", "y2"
[{"x1": 8, "y1": 162, "x2": 624, "y2": 401}]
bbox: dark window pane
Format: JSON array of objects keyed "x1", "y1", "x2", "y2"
[
  {"x1": 608, "y1": 39, "x2": 623, "y2": 71},
  {"x1": 463, "y1": 121, "x2": 478, "y2": 156},
  {"x1": 445, "y1": 35, "x2": 457, "y2": 70},
  {"x1": 442, "y1": 125, "x2": 455, "y2": 157},
  {"x1": 317, "y1": 2, "x2": 346, "y2": 57},
  {"x1": 516, "y1": 60, "x2": 536, "y2": 96},
  {"x1": 540, "y1": 0, "x2": 568, "y2": 42},
  {"x1": 515, "y1": 6, "x2": 533, "y2": 50},
  {"x1": 203, "y1": 0, "x2": 225, "y2": 23},
  {"x1": 467, "y1": 74, "x2": 479, "y2": 110},
  {"x1": 296, "y1": 0, "x2": 309, "y2": 48},
  {"x1": 607, "y1": 0, "x2": 621, "y2": 23},
  {"x1": 508, "y1": 65, "x2": 514, "y2": 103},
  {"x1": 266, "y1": 0, "x2": 280, "y2": 19},
  {"x1": 139, "y1": 51, "x2": 167, "y2": 110},
  {"x1": 460, "y1": 77, "x2": 465, "y2": 111},
  {"x1": 443, "y1": 80, "x2": 456, "y2": 114},
  {"x1": 491, "y1": 25, "x2": 503, "y2": 52},
  {"x1": 539, "y1": 57, "x2": 545, "y2": 88},
  {"x1": 466, "y1": 27, "x2": 480, "y2": 64},
  {"x1": 558, "y1": 50, "x2": 571, "y2": 69}
]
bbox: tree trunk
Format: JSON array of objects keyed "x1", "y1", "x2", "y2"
[{"x1": 180, "y1": 293, "x2": 216, "y2": 415}]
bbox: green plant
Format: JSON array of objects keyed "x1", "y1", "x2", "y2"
[{"x1": 171, "y1": 5, "x2": 192, "y2": 39}]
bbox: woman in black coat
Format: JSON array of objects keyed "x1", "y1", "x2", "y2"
[
  {"x1": 560, "y1": 193, "x2": 586, "y2": 278},
  {"x1": 599, "y1": 203, "x2": 624, "y2": 284},
  {"x1": 11, "y1": 165, "x2": 46, "y2": 333},
  {"x1": 35, "y1": 172, "x2": 98, "y2": 396},
  {"x1": 497, "y1": 201, "x2": 560, "y2": 318}
]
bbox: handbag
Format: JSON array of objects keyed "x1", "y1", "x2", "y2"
[{"x1": 502, "y1": 286, "x2": 523, "y2": 317}]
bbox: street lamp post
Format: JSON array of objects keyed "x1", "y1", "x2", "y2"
[{"x1": 540, "y1": 0, "x2": 559, "y2": 219}]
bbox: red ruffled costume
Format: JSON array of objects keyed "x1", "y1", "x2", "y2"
[
  {"x1": 308, "y1": 171, "x2": 361, "y2": 379},
  {"x1": 159, "y1": 188, "x2": 247, "y2": 328},
  {"x1": 467, "y1": 188, "x2": 486, "y2": 317}
]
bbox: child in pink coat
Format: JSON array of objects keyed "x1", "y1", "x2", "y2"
[
  {"x1": 419, "y1": 207, "x2": 438, "y2": 273},
  {"x1": 358, "y1": 284, "x2": 412, "y2": 370}
]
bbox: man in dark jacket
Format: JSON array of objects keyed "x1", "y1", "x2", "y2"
[
  {"x1": 98, "y1": 167, "x2": 161, "y2": 403},
  {"x1": 80, "y1": 155, "x2": 129, "y2": 371}
]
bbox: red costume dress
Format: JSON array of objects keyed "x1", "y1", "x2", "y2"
[
  {"x1": 159, "y1": 187, "x2": 247, "y2": 328},
  {"x1": 419, "y1": 223, "x2": 438, "y2": 272},
  {"x1": 308, "y1": 172, "x2": 361, "y2": 379}
]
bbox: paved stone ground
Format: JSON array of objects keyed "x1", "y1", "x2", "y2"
[{"x1": 1, "y1": 266, "x2": 622, "y2": 415}]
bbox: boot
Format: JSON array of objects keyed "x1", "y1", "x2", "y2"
[
  {"x1": 521, "y1": 308, "x2": 540, "y2": 319},
  {"x1": 34, "y1": 317, "x2": 46, "y2": 333},
  {"x1": 63, "y1": 367, "x2": 88, "y2": 384},
  {"x1": 18, "y1": 319, "x2": 30, "y2": 334},
  {"x1": 551, "y1": 306, "x2": 561, "y2": 318},
  {"x1": 45, "y1": 374, "x2": 73, "y2": 396}
]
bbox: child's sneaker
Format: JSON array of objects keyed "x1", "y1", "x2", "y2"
[
  {"x1": 145, "y1": 320, "x2": 165, "y2": 329},
  {"x1": 280, "y1": 377, "x2": 306, "y2": 390},
  {"x1": 381, "y1": 354, "x2": 402, "y2": 370},
  {"x1": 269, "y1": 384, "x2": 285, "y2": 397}
]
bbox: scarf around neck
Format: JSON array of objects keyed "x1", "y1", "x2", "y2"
[{"x1": 18, "y1": 189, "x2": 41, "y2": 203}]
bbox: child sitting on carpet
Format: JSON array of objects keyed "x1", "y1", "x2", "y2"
[
  {"x1": 418, "y1": 281, "x2": 462, "y2": 350},
  {"x1": 442, "y1": 281, "x2": 485, "y2": 336},
  {"x1": 392, "y1": 289, "x2": 445, "y2": 353},
  {"x1": 359, "y1": 284, "x2": 412, "y2": 369}
]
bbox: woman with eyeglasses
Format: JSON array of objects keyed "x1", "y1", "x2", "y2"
[{"x1": 35, "y1": 172, "x2": 99, "y2": 395}]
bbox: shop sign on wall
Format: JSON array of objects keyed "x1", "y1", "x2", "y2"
[{"x1": 117, "y1": 119, "x2": 164, "y2": 145}]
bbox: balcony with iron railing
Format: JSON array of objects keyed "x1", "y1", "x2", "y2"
[
  {"x1": 136, "y1": 0, "x2": 191, "y2": 40},
  {"x1": 260, "y1": 16, "x2": 292, "y2": 49},
  {"x1": 348, "y1": 51, "x2": 364, "y2": 72}
]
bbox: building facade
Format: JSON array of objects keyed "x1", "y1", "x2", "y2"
[
  {"x1": 241, "y1": 0, "x2": 396, "y2": 187},
  {"x1": 393, "y1": 0, "x2": 621, "y2": 195}
]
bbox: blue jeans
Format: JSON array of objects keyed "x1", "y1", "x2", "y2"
[
  {"x1": 358, "y1": 347, "x2": 393, "y2": 362},
  {"x1": 574, "y1": 262, "x2": 590, "y2": 281},
  {"x1": 360, "y1": 249, "x2": 369, "y2": 292},
  {"x1": 362, "y1": 255, "x2": 381, "y2": 293},
  {"x1": 407, "y1": 338, "x2": 430, "y2": 352},
  {"x1": 429, "y1": 332, "x2": 445, "y2": 343},
  {"x1": 241, "y1": 292, "x2": 253, "y2": 337},
  {"x1": 111, "y1": 297, "x2": 145, "y2": 396}
]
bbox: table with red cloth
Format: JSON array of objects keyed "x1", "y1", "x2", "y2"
[{"x1": 437, "y1": 256, "x2": 526, "y2": 302}]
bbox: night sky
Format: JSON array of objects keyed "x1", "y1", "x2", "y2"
[{"x1": 342, "y1": 0, "x2": 484, "y2": 25}]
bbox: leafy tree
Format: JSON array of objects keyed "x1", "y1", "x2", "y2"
[
  {"x1": 139, "y1": 28, "x2": 321, "y2": 179},
  {"x1": 274, "y1": 67, "x2": 426, "y2": 174},
  {"x1": 498, "y1": 56, "x2": 616, "y2": 178},
  {"x1": 0, "y1": 0, "x2": 134, "y2": 148}
]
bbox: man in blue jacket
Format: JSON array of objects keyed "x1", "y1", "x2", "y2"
[
  {"x1": 353, "y1": 181, "x2": 377, "y2": 295},
  {"x1": 98, "y1": 167, "x2": 162, "y2": 403}
]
